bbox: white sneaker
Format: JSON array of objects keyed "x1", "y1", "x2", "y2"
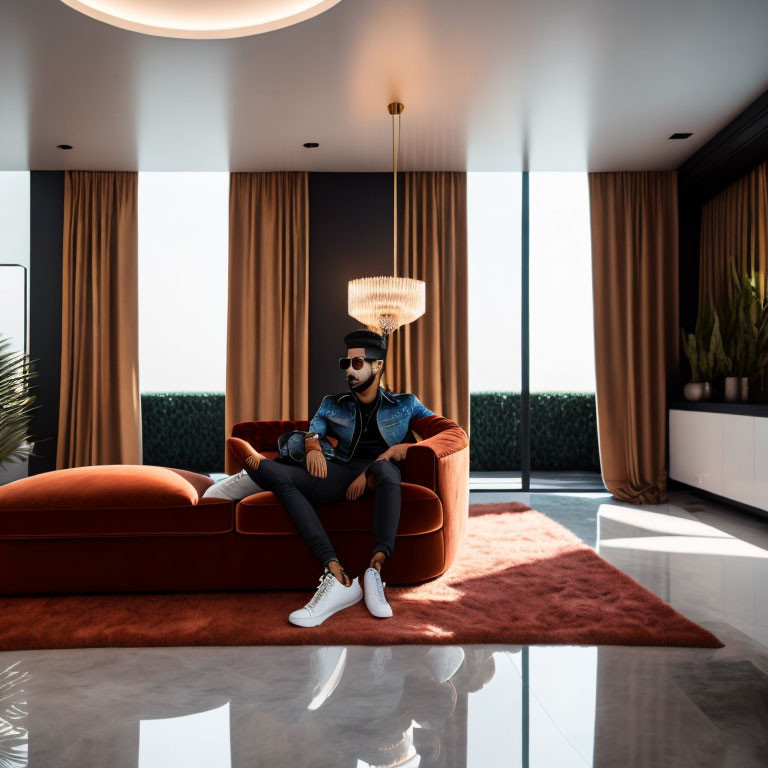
[
  {"x1": 202, "y1": 469, "x2": 263, "y2": 501},
  {"x1": 308, "y1": 646, "x2": 347, "y2": 710},
  {"x1": 289, "y1": 570, "x2": 363, "y2": 627},
  {"x1": 363, "y1": 566, "x2": 393, "y2": 618}
]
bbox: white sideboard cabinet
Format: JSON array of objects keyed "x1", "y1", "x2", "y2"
[{"x1": 669, "y1": 404, "x2": 768, "y2": 514}]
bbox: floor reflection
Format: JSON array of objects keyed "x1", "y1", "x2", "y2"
[
  {"x1": 139, "y1": 701, "x2": 231, "y2": 768},
  {"x1": 0, "y1": 644, "x2": 603, "y2": 768},
  {"x1": 0, "y1": 660, "x2": 29, "y2": 768},
  {"x1": 4, "y1": 638, "x2": 768, "y2": 766}
]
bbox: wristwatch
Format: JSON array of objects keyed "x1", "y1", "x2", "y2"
[{"x1": 304, "y1": 432, "x2": 322, "y2": 453}]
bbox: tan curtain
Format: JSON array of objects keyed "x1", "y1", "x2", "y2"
[
  {"x1": 389, "y1": 172, "x2": 469, "y2": 435},
  {"x1": 57, "y1": 171, "x2": 141, "y2": 468},
  {"x1": 699, "y1": 159, "x2": 768, "y2": 311},
  {"x1": 225, "y1": 172, "x2": 309, "y2": 474},
  {"x1": 588, "y1": 172, "x2": 679, "y2": 504}
]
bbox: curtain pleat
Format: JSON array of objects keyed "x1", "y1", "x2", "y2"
[
  {"x1": 225, "y1": 172, "x2": 309, "y2": 475},
  {"x1": 57, "y1": 171, "x2": 141, "y2": 468},
  {"x1": 699, "y1": 159, "x2": 768, "y2": 311},
  {"x1": 389, "y1": 172, "x2": 469, "y2": 436},
  {"x1": 588, "y1": 172, "x2": 679, "y2": 504}
]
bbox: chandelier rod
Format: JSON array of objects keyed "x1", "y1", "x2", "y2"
[{"x1": 388, "y1": 102, "x2": 404, "y2": 279}]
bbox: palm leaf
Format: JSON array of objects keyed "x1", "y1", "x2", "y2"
[{"x1": 0, "y1": 336, "x2": 40, "y2": 466}]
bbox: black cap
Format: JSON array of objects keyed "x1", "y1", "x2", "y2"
[{"x1": 344, "y1": 328, "x2": 387, "y2": 359}]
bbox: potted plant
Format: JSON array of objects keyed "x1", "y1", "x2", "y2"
[
  {"x1": 681, "y1": 303, "x2": 727, "y2": 401},
  {"x1": 0, "y1": 335, "x2": 39, "y2": 485},
  {"x1": 720, "y1": 266, "x2": 768, "y2": 402}
]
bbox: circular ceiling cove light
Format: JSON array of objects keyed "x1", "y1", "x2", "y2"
[{"x1": 59, "y1": 0, "x2": 345, "y2": 39}]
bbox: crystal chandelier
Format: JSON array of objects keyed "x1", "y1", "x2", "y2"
[{"x1": 348, "y1": 102, "x2": 426, "y2": 336}]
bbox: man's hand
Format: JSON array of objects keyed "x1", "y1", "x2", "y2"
[
  {"x1": 306, "y1": 450, "x2": 327, "y2": 478},
  {"x1": 346, "y1": 471, "x2": 367, "y2": 501},
  {"x1": 376, "y1": 443, "x2": 410, "y2": 462}
]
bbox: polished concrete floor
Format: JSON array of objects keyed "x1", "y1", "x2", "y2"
[{"x1": 2, "y1": 489, "x2": 768, "y2": 766}]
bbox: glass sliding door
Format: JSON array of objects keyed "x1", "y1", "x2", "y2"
[
  {"x1": 529, "y1": 172, "x2": 602, "y2": 490},
  {"x1": 467, "y1": 171, "x2": 603, "y2": 491},
  {"x1": 467, "y1": 173, "x2": 523, "y2": 489}
]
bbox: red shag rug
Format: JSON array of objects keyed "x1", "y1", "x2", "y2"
[{"x1": 0, "y1": 503, "x2": 722, "y2": 650}]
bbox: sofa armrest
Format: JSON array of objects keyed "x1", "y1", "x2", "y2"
[
  {"x1": 402, "y1": 415, "x2": 469, "y2": 488},
  {"x1": 402, "y1": 415, "x2": 470, "y2": 571},
  {"x1": 226, "y1": 419, "x2": 309, "y2": 474},
  {"x1": 231, "y1": 420, "x2": 310, "y2": 453}
]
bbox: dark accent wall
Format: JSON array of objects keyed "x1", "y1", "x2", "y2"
[
  {"x1": 28, "y1": 171, "x2": 64, "y2": 476},
  {"x1": 307, "y1": 173, "x2": 396, "y2": 414},
  {"x1": 677, "y1": 87, "x2": 768, "y2": 333}
]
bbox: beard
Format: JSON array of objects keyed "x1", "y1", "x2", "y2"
[{"x1": 347, "y1": 369, "x2": 378, "y2": 394}]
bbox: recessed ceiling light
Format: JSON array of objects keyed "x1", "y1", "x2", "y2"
[
  {"x1": 56, "y1": 144, "x2": 73, "y2": 150},
  {"x1": 303, "y1": 142, "x2": 319, "y2": 148},
  {"x1": 58, "y1": 0, "x2": 345, "y2": 39},
  {"x1": 669, "y1": 132, "x2": 693, "y2": 139}
]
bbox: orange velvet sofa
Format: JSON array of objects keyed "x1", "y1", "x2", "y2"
[{"x1": 0, "y1": 415, "x2": 469, "y2": 595}]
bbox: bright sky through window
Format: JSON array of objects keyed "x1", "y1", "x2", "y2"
[
  {"x1": 468, "y1": 172, "x2": 594, "y2": 393},
  {"x1": 467, "y1": 172, "x2": 522, "y2": 394},
  {"x1": 530, "y1": 172, "x2": 595, "y2": 393},
  {"x1": 138, "y1": 172, "x2": 229, "y2": 392}
]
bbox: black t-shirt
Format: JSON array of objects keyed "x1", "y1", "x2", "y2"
[{"x1": 351, "y1": 392, "x2": 390, "y2": 462}]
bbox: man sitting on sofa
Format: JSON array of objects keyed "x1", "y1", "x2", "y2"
[{"x1": 223, "y1": 328, "x2": 434, "y2": 628}]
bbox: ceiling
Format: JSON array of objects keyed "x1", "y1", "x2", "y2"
[{"x1": 2, "y1": 0, "x2": 768, "y2": 172}]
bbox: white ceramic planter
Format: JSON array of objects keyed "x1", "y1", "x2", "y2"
[
  {"x1": 740, "y1": 376, "x2": 749, "y2": 402},
  {"x1": 683, "y1": 382, "x2": 706, "y2": 401}
]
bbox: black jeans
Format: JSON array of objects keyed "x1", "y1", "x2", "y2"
[{"x1": 243, "y1": 455, "x2": 402, "y2": 569}]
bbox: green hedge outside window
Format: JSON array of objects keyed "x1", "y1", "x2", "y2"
[{"x1": 141, "y1": 391, "x2": 600, "y2": 474}]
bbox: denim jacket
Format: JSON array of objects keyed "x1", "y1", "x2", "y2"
[{"x1": 299, "y1": 387, "x2": 435, "y2": 463}]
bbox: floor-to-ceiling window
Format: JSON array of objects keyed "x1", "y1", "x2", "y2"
[
  {"x1": 138, "y1": 172, "x2": 229, "y2": 471},
  {"x1": 529, "y1": 172, "x2": 600, "y2": 490},
  {"x1": 468, "y1": 172, "x2": 523, "y2": 488},
  {"x1": 468, "y1": 171, "x2": 603, "y2": 491}
]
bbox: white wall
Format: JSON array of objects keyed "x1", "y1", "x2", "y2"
[
  {"x1": 0, "y1": 172, "x2": 31, "y2": 484},
  {"x1": 0, "y1": 172, "x2": 30, "y2": 354}
]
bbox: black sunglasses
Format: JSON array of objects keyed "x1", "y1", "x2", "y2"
[{"x1": 339, "y1": 356, "x2": 378, "y2": 370}]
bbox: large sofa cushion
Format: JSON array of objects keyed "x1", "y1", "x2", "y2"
[
  {"x1": 164, "y1": 467, "x2": 215, "y2": 498},
  {"x1": 0, "y1": 465, "x2": 233, "y2": 539},
  {"x1": 236, "y1": 482, "x2": 442, "y2": 536}
]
